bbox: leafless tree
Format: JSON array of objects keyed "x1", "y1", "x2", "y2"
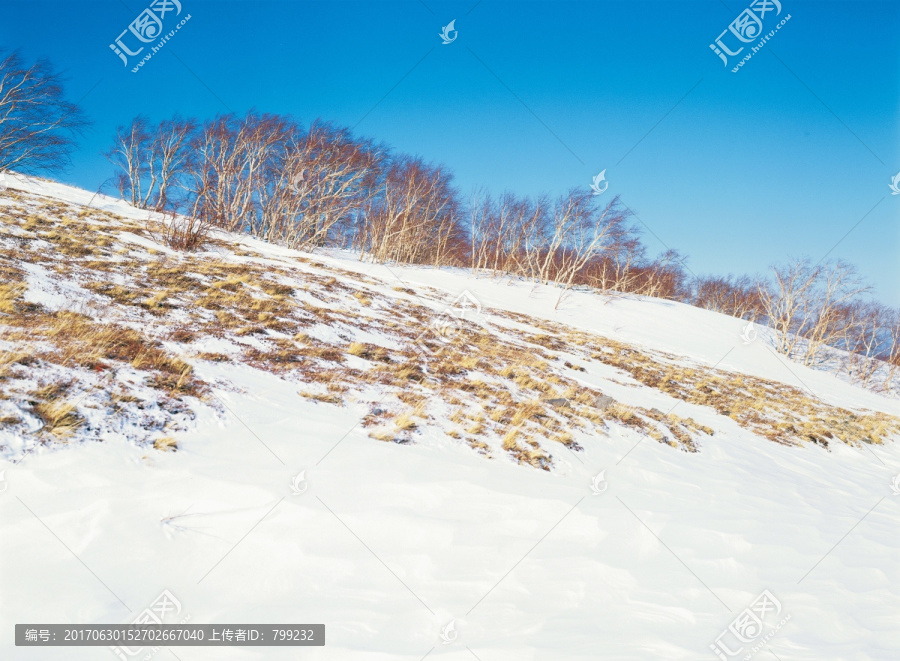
[
  {"x1": 798, "y1": 261, "x2": 870, "y2": 366},
  {"x1": 107, "y1": 115, "x2": 196, "y2": 210},
  {"x1": 357, "y1": 155, "x2": 463, "y2": 265},
  {"x1": 543, "y1": 192, "x2": 630, "y2": 308},
  {"x1": 470, "y1": 191, "x2": 548, "y2": 276},
  {"x1": 758, "y1": 258, "x2": 871, "y2": 365},
  {"x1": 693, "y1": 274, "x2": 764, "y2": 320},
  {"x1": 882, "y1": 308, "x2": 900, "y2": 392},
  {"x1": 147, "y1": 116, "x2": 196, "y2": 211},
  {"x1": 103, "y1": 108, "x2": 900, "y2": 381},
  {"x1": 185, "y1": 112, "x2": 294, "y2": 234},
  {"x1": 634, "y1": 249, "x2": 690, "y2": 300},
  {"x1": 0, "y1": 50, "x2": 89, "y2": 173},
  {"x1": 758, "y1": 258, "x2": 822, "y2": 358},
  {"x1": 272, "y1": 121, "x2": 383, "y2": 250},
  {"x1": 107, "y1": 116, "x2": 150, "y2": 207}
]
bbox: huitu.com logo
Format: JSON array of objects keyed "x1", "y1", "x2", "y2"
[
  {"x1": 710, "y1": 589, "x2": 790, "y2": 660},
  {"x1": 740, "y1": 321, "x2": 758, "y2": 345},
  {"x1": 439, "y1": 20, "x2": 458, "y2": 45},
  {"x1": 109, "y1": 0, "x2": 192, "y2": 73},
  {"x1": 439, "y1": 619, "x2": 458, "y2": 644},
  {"x1": 590, "y1": 470, "x2": 608, "y2": 495},
  {"x1": 413, "y1": 289, "x2": 483, "y2": 356},
  {"x1": 590, "y1": 170, "x2": 608, "y2": 195},
  {"x1": 889, "y1": 172, "x2": 900, "y2": 195},
  {"x1": 291, "y1": 470, "x2": 308, "y2": 495},
  {"x1": 709, "y1": 0, "x2": 791, "y2": 73}
]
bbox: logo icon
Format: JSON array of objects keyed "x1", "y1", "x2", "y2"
[
  {"x1": 730, "y1": 9, "x2": 763, "y2": 42},
  {"x1": 740, "y1": 321, "x2": 758, "y2": 345},
  {"x1": 590, "y1": 170, "x2": 608, "y2": 195},
  {"x1": 891, "y1": 473, "x2": 900, "y2": 495},
  {"x1": 590, "y1": 470, "x2": 608, "y2": 495},
  {"x1": 291, "y1": 471, "x2": 308, "y2": 495},
  {"x1": 440, "y1": 620, "x2": 457, "y2": 644},
  {"x1": 709, "y1": 0, "x2": 785, "y2": 69},
  {"x1": 111, "y1": 589, "x2": 186, "y2": 660},
  {"x1": 710, "y1": 589, "x2": 789, "y2": 661},
  {"x1": 889, "y1": 172, "x2": 900, "y2": 195},
  {"x1": 414, "y1": 289, "x2": 483, "y2": 356},
  {"x1": 0, "y1": 470, "x2": 6, "y2": 493},
  {"x1": 439, "y1": 20, "x2": 457, "y2": 44},
  {"x1": 289, "y1": 170, "x2": 306, "y2": 194},
  {"x1": 110, "y1": 0, "x2": 185, "y2": 67}
]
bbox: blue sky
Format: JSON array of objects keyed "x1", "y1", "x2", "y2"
[{"x1": 2, "y1": 0, "x2": 898, "y2": 304}]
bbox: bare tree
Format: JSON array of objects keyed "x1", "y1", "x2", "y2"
[
  {"x1": 107, "y1": 116, "x2": 150, "y2": 207},
  {"x1": 545, "y1": 192, "x2": 629, "y2": 308},
  {"x1": 107, "y1": 115, "x2": 197, "y2": 210},
  {"x1": 758, "y1": 258, "x2": 871, "y2": 365},
  {"x1": 693, "y1": 274, "x2": 764, "y2": 320},
  {"x1": 185, "y1": 112, "x2": 294, "y2": 234},
  {"x1": 147, "y1": 116, "x2": 196, "y2": 211},
  {"x1": 586, "y1": 236, "x2": 645, "y2": 294},
  {"x1": 273, "y1": 120, "x2": 383, "y2": 250},
  {"x1": 758, "y1": 258, "x2": 822, "y2": 357},
  {"x1": 883, "y1": 308, "x2": 900, "y2": 392},
  {"x1": 798, "y1": 261, "x2": 870, "y2": 366},
  {"x1": 358, "y1": 155, "x2": 462, "y2": 265},
  {"x1": 102, "y1": 106, "x2": 900, "y2": 382},
  {"x1": 0, "y1": 50, "x2": 89, "y2": 173},
  {"x1": 470, "y1": 191, "x2": 548, "y2": 277},
  {"x1": 635, "y1": 249, "x2": 689, "y2": 300}
]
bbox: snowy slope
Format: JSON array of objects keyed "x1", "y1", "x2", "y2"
[{"x1": 1, "y1": 173, "x2": 900, "y2": 661}]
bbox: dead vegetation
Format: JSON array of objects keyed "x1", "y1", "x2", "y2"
[{"x1": 1, "y1": 187, "x2": 898, "y2": 465}]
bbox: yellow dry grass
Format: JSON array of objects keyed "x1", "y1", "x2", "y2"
[{"x1": 1, "y1": 190, "x2": 896, "y2": 464}]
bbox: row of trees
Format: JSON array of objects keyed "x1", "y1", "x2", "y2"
[
  {"x1": 107, "y1": 112, "x2": 695, "y2": 307},
  {"x1": 106, "y1": 111, "x2": 900, "y2": 390},
  {"x1": 693, "y1": 260, "x2": 900, "y2": 390},
  {"x1": 0, "y1": 47, "x2": 896, "y2": 393},
  {"x1": 106, "y1": 112, "x2": 470, "y2": 265}
]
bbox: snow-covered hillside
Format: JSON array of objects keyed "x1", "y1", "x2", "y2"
[{"x1": 1, "y1": 174, "x2": 899, "y2": 660}]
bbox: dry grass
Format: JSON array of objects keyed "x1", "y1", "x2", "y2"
[
  {"x1": 393, "y1": 401, "x2": 426, "y2": 431},
  {"x1": 2, "y1": 189, "x2": 896, "y2": 465},
  {"x1": 0, "y1": 282, "x2": 26, "y2": 314},
  {"x1": 299, "y1": 391, "x2": 342, "y2": 405},
  {"x1": 30, "y1": 385, "x2": 83, "y2": 438},
  {"x1": 154, "y1": 436, "x2": 178, "y2": 452},
  {"x1": 347, "y1": 342, "x2": 368, "y2": 357}
]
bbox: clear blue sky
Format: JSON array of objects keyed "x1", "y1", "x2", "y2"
[{"x1": 2, "y1": 0, "x2": 898, "y2": 304}]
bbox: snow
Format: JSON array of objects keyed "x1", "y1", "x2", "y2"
[{"x1": 1, "y1": 174, "x2": 899, "y2": 660}]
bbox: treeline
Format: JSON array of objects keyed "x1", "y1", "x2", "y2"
[
  {"x1": 106, "y1": 112, "x2": 689, "y2": 298},
  {"x1": 106, "y1": 112, "x2": 467, "y2": 260},
  {"x1": 694, "y1": 262, "x2": 900, "y2": 390},
  {"x1": 104, "y1": 111, "x2": 900, "y2": 391},
  {"x1": 0, "y1": 44, "x2": 893, "y2": 393}
]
